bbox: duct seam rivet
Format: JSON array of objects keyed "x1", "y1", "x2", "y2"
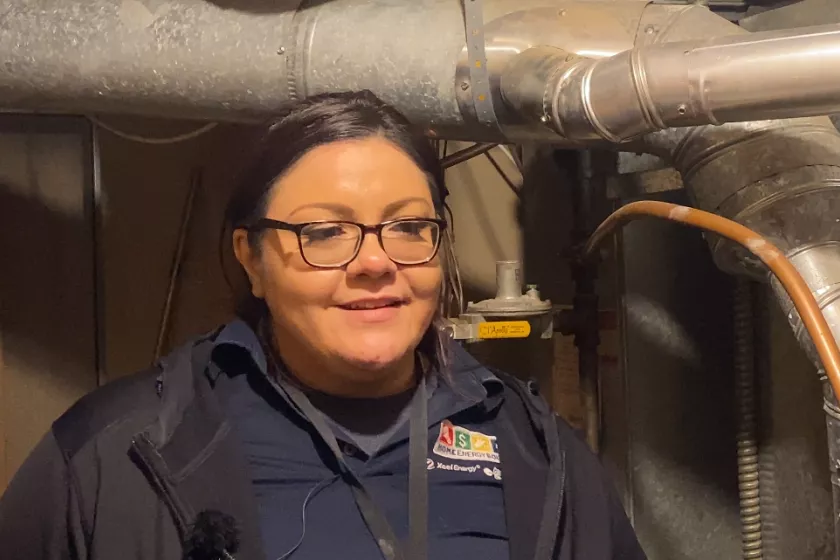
[
  {"x1": 645, "y1": 25, "x2": 656, "y2": 35},
  {"x1": 678, "y1": 104, "x2": 687, "y2": 115},
  {"x1": 277, "y1": 46, "x2": 286, "y2": 55},
  {"x1": 540, "y1": 115, "x2": 549, "y2": 124}
]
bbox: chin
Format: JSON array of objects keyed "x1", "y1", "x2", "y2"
[{"x1": 336, "y1": 339, "x2": 412, "y2": 371}]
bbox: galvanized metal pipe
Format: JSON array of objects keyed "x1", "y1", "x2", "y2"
[
  {"x1": 502, "y1": 22, "x2": 840, "y2": 143},
  {"x1": 10, "y1": 0, "x2": 840, "y2": 147},
  {"x1": 0, "y1": 0, "x2": 469, "y2": 127},
  {"x1": 7, "y1": 0, "x2": 840, "y2": 387},
  {"x1": 1, "y1": 0, "x2": 620, "y2": 143}
]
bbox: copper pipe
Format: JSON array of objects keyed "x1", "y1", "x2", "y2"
[{"x1": 584, "y1": 200, "x2": 840, "y2": 399}]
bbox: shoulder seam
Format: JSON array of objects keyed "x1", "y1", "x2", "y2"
[
  {"x1": 52, "y1": 367, "x2": 163, "y2": 461},
  {"x1": 489, "y1": 367, "x2": 552, "y2": 416}
]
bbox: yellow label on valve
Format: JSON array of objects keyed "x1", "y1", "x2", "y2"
[{"x1": 477, "y1": 321, "x2": 531, "y2": 339}]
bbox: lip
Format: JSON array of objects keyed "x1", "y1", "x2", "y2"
[
  {"x1": 335, "y1": 297, "x2": 408, "y2": 323},
  {"x1": 336, "y1": 296, "x2": 408, "y2": 310}
]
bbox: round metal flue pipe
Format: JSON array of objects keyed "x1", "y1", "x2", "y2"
[
  {"x1": 0, "y1": 0, "x2": 649, "y2": 143},
  {"x1": 500, "y1": 22, "x2": 840, "y2": 143}
]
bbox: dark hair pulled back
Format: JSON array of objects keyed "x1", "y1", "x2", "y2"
[{"x1": 222, "y1": 90, "x2": 461, "y2": 375}]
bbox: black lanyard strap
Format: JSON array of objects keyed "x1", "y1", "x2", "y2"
[
  {"x1": 281, "y1": 377, "x2": 428, "y2": 560},
  {"x1": 408, "y1": 376, "x2": 428, "y2": 560}
]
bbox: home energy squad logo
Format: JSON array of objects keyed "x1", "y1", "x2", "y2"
[{"x1": 433, "y1": 420, "x2": 500, "y2": 463}]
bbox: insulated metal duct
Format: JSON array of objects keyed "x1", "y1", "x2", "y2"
[
  {"x1": 5, "y1": 1, "x2": 840, "y2": 373},
  {"x1": 1, "y1": 0, "x2": 648, "y2": 141},
  {"x1": 4, "y1": 0, "x2": 839, "y2": 143}
]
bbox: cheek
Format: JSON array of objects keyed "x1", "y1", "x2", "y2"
[
  {"x1": 403, "y1": 266, "x2": 443, "y2": 315},
  {"x1": 260, "y1": 256, "x2": 342, "y2": 320}
]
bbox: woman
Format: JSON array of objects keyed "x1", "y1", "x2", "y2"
[{"x1": 0, "y1": 91, "x2": 645, "y2": 560}]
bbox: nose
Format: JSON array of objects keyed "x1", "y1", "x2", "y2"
[{"x1": 346, "y1": 231, "x2": 397, "y2": 277}]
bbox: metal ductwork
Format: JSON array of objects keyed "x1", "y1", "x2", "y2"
[
  {"x1": 4, "y1": 0, "x2": 840, "y2": 398},
  {"x1": 8, "y1": 0, "x2": 840, "y2": 555},
  {"x1": 3, "y1": 0, "x2": 838, "y2": 142},
  {"x1": 5, "y1": 0, "x2": 840, "y2": 431}
]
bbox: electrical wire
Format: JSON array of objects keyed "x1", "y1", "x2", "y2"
[
  {"x1": 584, "y1": 200, "x2": 840, "y2": 400},
  {"x1": 276, "y1": 475, "x2": 340, "y2": 560},
  {"x1": 498, "y1": 144, "x2": 523, "y2": 173},
  {"x1": 87, "y1": 115, "x2": 218, "y2": 145},
  {"x1": 441, "y1": 142, "x2": 496, "y2": 168},
  {"x1": 153, "y1": 168, "x2": 202, "y2": 361},
  {"x1": 483, "y1": 151, "x2": 520, "y2": 197}
]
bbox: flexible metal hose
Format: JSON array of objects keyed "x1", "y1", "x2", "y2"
[
  {"x1": 734, "y1": 279, "x2": 763, "y2": 559},
  {"x1": 753, "y1": 290, "x2": 781, "y2": 560},
  {"x1": 584, "y1": 201, "x2": 840, "y2": 400}
]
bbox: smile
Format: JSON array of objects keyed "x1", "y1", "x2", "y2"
[{"x1": 338, "y1": 297, "x2": 407, "y2": 311}]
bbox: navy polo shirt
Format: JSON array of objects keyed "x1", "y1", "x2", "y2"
[{"x1": 209, "y1": 320, "x2": 510, "y2": 560}]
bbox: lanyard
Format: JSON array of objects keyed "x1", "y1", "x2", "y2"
[{"x1": 280, "y1": 376, "x2": 429, "y2": 560}]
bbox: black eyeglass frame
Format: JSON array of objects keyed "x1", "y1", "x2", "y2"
[{"x1": 246, "y1": 217, "x2": 448, "y2": 269}]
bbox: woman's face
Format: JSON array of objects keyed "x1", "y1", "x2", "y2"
[{"x1": 234, "y1": 136, "x2": 442, "y2": 384}]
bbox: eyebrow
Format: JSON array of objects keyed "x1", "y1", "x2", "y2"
[
  {"x1": 383, "y1": 197, "x2": 433, "y2": 218},
  {"x1": 285, "y1": 197, "x2": 433, "y2": 221},
  {"x1": 286, "y1": 203, "x2": 355, "y2": 220}
]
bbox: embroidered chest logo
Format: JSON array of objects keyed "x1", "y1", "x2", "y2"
[{"x1": 433, "y1": 420, "x2": 500, "y2": 463}]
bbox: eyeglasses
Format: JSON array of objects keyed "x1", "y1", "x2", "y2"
[{"x1": 247, "y1": 217, "x2": 447, "y2": 268}]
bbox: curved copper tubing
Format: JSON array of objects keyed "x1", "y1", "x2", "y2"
[{"x1": 584, "y1": 200, "x2": 840, "y2": 399}]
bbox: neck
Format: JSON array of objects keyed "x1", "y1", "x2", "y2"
[{"x1": 268, "y1": 328, "x2": 417, "y2": 399}]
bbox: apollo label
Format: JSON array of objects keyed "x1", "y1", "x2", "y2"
[{"x1": 433, "y1": 420, "x2": 500, "y2": 463}]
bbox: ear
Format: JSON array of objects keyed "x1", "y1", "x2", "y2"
[{"x1": 232, "y1": 229, "x2": 265, "y2": 298}]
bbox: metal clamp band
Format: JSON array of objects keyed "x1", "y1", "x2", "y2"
[{"x1": 463, "y1": 0, "x2": 500, "y2": 129}]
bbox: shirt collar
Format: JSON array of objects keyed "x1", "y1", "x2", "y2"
[
  {"x1": 210, "y1": 319, "x2": 267, "y2": 376},
  {"x1": 208, "y1": 319, "x2": 502, "y2": 405}
]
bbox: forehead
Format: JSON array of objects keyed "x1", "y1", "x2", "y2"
[{"x1": 266, "y1": 137, "x2": 435, "y2": 220}]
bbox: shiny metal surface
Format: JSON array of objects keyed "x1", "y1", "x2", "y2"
[
  {"x1": 502, "y1": 4, "x2": 840, "y2": 142},
  {"x1": 455, "y1": 0, "x2": 646, "y2": 140},
  {"x1": 5, "y1": 0, "x2": 840, "y2": 147},
  {"x1": 465, "y1": 260, "x2": 552, "y2": 317},
  {"x1": 769, "y1": 243, "x2": 840, "y2": 367},
  {"x1": 0, "y1": 0, "x2": 642, "y2": 142}
]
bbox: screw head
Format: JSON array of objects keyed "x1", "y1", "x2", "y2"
[
  {"x1": 277, "y1": 46, "x2": 286, "y2": 55},
  {"x1": 460, "y1": 81, "x2": 470, "y2": 91}
]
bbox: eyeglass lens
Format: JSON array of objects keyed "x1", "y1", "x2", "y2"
[{"x1": 299, "y1": 220, "x2": 440, "y2": 266}]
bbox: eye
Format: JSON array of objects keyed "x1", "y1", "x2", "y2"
[
  {"x1": 390, "y1": 220, "x2": 432, "y2": 237},
  {"x1": 300, "y1": 223, "x2": 355, "y2": 244}
]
